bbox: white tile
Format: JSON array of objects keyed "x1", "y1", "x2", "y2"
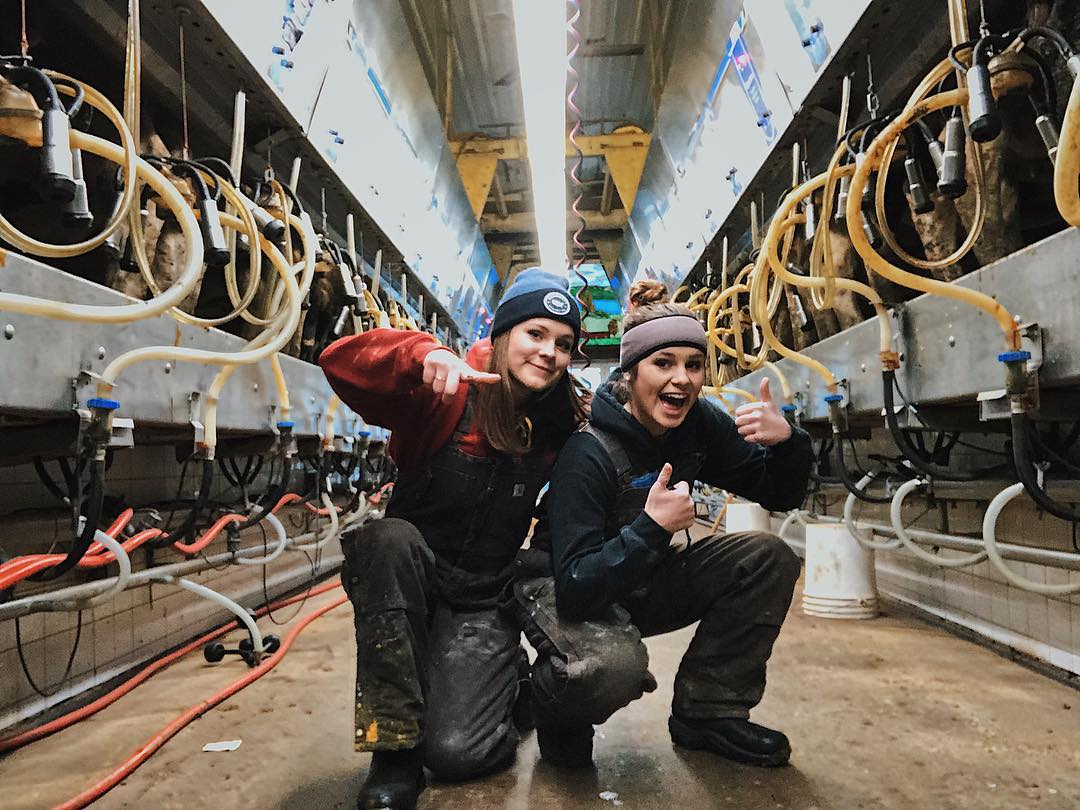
[
  {"x1": 1048, "y1": 598, "x2": 1072, "y2": 654},
  {"x1": 41, "y1": 609, "x2": 81, "y2": 640},
  {"x1": 1045, "y1": 567, "x2": 1071, "y2": 588},
  {"x1": 1024, "y1": 562, "x2": 1047, "y2": 585},
  {"x1": 1007, "y1": 585, "x2": 1029, "y2": 634},
  {"x1": 1024, "y1": 590, "x2": 1051, "y2": 644},
  {"x1": 989, "y1": 580, "x2": 1011, "y2": 628},
  {"x1": 1072, "y1": 603, "x2": 1080, "y2": 656},
  {"x1": 44, "y1": 623, "x2": 95, "y2": 684},
  {"x1": 0, "y1": 617, "x2": 15, "y2": 654}
]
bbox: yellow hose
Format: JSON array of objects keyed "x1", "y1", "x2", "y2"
[
  {"x1": 323, "y1": 393, "x2": 342, "y2": 449},
  {"x1": 846, "y1": 87, "x2": 1022, "y2": 350},
  {"x1": 199, "y1": 214, "x2": 317, "y2": 451},
  {"x1": 0, "y1": 75, "x2": 137, "y2": 257},
  {"x1": 1054, "y1": 71, "x2": 1080, "y2": 227},
  {"x1": 765, "y1": 170, "x2": 893, "y2": 355},
  {"x1": 764, "y1": 360, "x2": 793, "y2": 404},
  {"x1": 873, "y1": 53, "x2": 993, "y2": 272},
  {"x1": 751, "y1": 223, "x2": 838, "y2": 391},
  {"x1": 98, "y1": 212, "x2": 314, "y2": 403},
  {"x1": 0, "y1": 131, "x2": 204, "y2": 323},
  {"x1": 270, "y1": 354, "x2": 291, "y2": 423},
  {"x1": 128, "y1": 167, "x2": 265, "y2": 328}
]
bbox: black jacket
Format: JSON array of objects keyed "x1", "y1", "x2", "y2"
[{"x1": 546, "y1": 388, "x2": 812, "y2": 620}]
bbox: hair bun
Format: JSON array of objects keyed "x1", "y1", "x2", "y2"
[{"x1": 628, "y1": 279, "x2": 670, "y2": 307}]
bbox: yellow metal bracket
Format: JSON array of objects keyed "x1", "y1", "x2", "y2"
[{"x1": 452, "y1": 125, "x2": 652, "y2": 220}]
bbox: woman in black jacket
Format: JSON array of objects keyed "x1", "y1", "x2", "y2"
[{"x1": 521, "y1": 302, "x2": 812, "y2": 770}]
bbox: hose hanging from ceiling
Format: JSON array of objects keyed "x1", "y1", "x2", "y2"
[{"x1": 566, "y1": 0, "x2": 592, "y2": 365}]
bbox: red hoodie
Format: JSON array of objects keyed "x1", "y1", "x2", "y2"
[{"x1": 319, "y1": 329, "x2": 494, "y2": 472}]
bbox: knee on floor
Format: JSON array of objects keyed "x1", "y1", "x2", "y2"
[{"x1": 423, "y1": 726, "x2": 515, "y2": 781}]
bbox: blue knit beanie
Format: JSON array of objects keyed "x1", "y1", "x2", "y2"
[{"x1": 490, "y1": 267, "x2": 581, "y2": 343}]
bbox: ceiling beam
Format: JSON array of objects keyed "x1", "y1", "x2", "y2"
[{"x1": 481, "y1": 210, "x2": 628, "y2": 233}]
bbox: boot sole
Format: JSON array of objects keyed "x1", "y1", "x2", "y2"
[{"x1": 669, "y1": 717, "x2": 791, "y2": 768}]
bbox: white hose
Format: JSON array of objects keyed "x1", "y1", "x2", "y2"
[
  {"x1": 890, "y1": 478, "x2": 987, "y2": 568},
  {"x1": 291, "y1": 493, "x2": 344, "y2": 553},
  {"x1": 982, "y1": 483, "x2": 1080, "y2": 595},
  {"x1": 777, "y1": 511, "x2": 805, "y2": 540},
  {"x1": 234, "y1": 512, "x2": 289, "y2": 566},
  {"x1": 156, "y1": 574, "x2": 264, "y2": 663},
  {"x1": 844, "y1": 473, "x2": 901, "y2": 550},
  {"x1": 43, "y1": 531, "x2": 132, "y2": 611}
]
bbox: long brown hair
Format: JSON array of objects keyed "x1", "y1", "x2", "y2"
[{"x1": 475, "y1": 332, "x2": 589, "y2": 455}]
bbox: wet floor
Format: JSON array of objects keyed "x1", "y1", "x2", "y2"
[{"x1": 2, "y1": 534, "x2": 1078, "y2": 809}]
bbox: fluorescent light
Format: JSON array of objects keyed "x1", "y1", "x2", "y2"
[{"x1": 511, "y1": 0, "x2": 566, "y2": 275}]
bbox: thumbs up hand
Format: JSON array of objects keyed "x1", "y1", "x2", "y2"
[
  {"x1": 734, "y1": 378, "x2": 792, "y2": 446},
  {"x1": 644, "y1": 463, "x2": 696, "y2": 533}
]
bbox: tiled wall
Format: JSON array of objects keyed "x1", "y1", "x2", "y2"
[
  {"x1": 0, "y1": 445, "x2": 348, "y2": 731},
  {"x1": 779, "y1": 519, "x2": 1080, "y2": 680}
]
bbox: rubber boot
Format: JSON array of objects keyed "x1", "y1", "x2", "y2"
[
  {"x1": 669, "y1": 716, "x2": 791, "y2": 767},
  {"x1": 534, "y1": 699, "x2": 594, "y2": 768},
  {"x1": 356, "y1": 748, "x2": 426, "y2": 810}
]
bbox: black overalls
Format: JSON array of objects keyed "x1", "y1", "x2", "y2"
[
  {"x1": 339, "y1": 393, "x2": 549, "y2": 780},
  {"x1": 519, "y1": 423, "x2": 802, "y2": 728}
]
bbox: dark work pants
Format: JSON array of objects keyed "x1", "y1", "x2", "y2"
[
  {"x1": 523, "y1": 532, "x2": 801, "y2": 726},
  {"x1": 340, "y1": 517, "x2": 521, "y2": 780}
]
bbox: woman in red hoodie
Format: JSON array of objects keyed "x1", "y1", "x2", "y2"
[{"x1": 319, "y1": 268, "x2": 586, "y2": 809}]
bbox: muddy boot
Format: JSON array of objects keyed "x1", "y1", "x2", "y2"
[
  {"x1": 535, "y1": 700, "x2": 594, "y2": 768},
  {"x1": 669, "y1": 716, "x2": 791, "y2": 767},
  {"x1": 512, "y1": 649, "x2": 535, "y2": 733},
  {"x1": 357, "y1": 748, "x2": 426, "y2": 810}
]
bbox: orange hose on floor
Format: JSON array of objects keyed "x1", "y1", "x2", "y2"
[
  {"x1": 54, "y1": 592, "x2": 349, "y2": 810},
  {"x1": 0, "y1": 579, "x2": 343, "y2": 753}
]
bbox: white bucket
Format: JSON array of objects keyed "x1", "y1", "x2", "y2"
[
  {"x1": 725, "y1": 501, "x2": 772, "y2": 534},
  {"x1": 802, "y1": 523, "x2": 878, "y2": 619}
]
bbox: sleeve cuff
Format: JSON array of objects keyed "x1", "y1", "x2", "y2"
[
  {"x1": 768, "y1": 425, "x2": 811, "y2": 457},
  {"x1": 631, "y1": 510, "x2": 673, "y2": 550}
]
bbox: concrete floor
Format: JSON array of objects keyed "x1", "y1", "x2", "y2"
[{"x1": 2, "y1": 553, "x2": 1079, "y2": 808}]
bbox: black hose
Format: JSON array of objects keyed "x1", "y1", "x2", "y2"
[
  {"x1": 1010, "y1": 413, "x2": 1080, "y2": 522},
  {"x1": 165, "y1": 159, "x2": 216, "y2": 201},
  {"x1": 29, "y1": 459, "x2": 106, "y2": 581},
  {"x1": 1, "y1": 63, "x2": 62, "y2": 111},
  {"x1": 833, "y1": 436, "x2": 894, "y2": 503},
  {"x1": 948, "y1": 39, "x2": 977, "y2": 74},
  {"x1": 278, "y1": 181, "x2": 305, "y2": 216},
  {"x1": 1018, "y1": 26, "x2": 1076, "y2": 60},
  {"x1": 193, "y1": 156, "x2": 238, "y2": 187},
  {"x1": 882, "y1": 371, "x2": 1007, "y2": 481},
  {"x1": 231, "y1": 456, "x2": 292, "y2": 532},
  {"x1": 153, "y1": 458, "x2": 214, "y2": 549},
  {"x1": 49, "y1": 75, "x2": 85, "y2": 119},
  {"x1": 1026, "y1": 421, "x2": 1080, "y2": 477},
  {"x1": 33, "y1": 457, "x2": 70, "y2": 503}
]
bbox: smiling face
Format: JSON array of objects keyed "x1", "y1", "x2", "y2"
[
  {"x1": 625, "y1": 346, "x2": 706, "y2": 436},
  {"x1": 505, "y1": 317, "x2": 575, "y2": 394}
]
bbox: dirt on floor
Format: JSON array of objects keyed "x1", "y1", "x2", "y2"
[{"x1": 1, "y1": 546, "x2": 1078, "y2": 809}]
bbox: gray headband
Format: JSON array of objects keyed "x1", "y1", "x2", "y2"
[{"x1": 619, "y1": 314, "x2": 708, "y2": 369}]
